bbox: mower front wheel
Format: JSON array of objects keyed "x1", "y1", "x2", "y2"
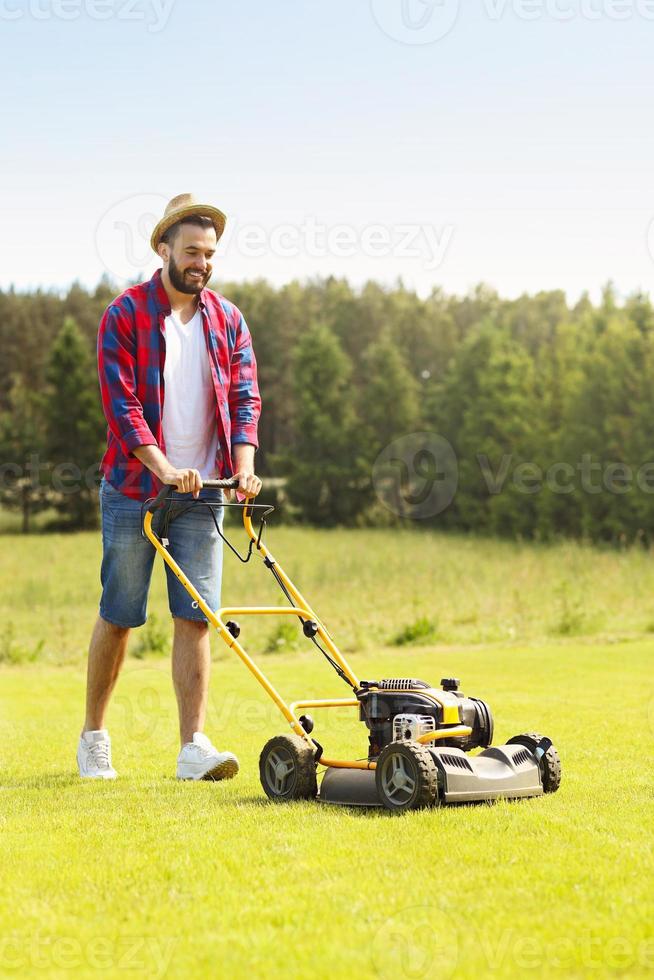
[
  {"x1": 507, "y1": 732, "x2": 562, "y2": 793},
  {"x1": 375, "y1": 741, "x2": 439, "y2": 813},
  {"x1": 259, "y1": 734, "x2": 318, "y2": 802}
]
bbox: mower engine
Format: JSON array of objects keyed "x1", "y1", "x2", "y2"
[{"x1": 357, "y1": 677, "x2": 494, "y2": 757}]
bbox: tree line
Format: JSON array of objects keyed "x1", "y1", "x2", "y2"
[{"x1": 1, "y1": 275, "x2": 653, "y2": 541}]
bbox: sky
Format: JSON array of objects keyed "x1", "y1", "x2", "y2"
[{"x1": 2, "y1": 0, "x2": 654, "y2": 301}]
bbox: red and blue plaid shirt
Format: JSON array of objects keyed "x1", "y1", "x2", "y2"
[{"x1": 98, "y1": 268, "x2": 261, "y2": 501}]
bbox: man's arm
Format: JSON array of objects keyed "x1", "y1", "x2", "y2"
[
  {"x1": 132, "y1": 445, "x2": 203, "y2": 497},
  {"x1": 229, "y1": 309, "x2": 263, "y2": 498},
  {"x1": 232, "y1": 443, "x2": 262, "y2": 498},
  {"x1": 97, "y1": 304, "x2": 158, "y2": 456},
  {"x1": 99, "y1": 305, "x2": 204, "y2": 496}
]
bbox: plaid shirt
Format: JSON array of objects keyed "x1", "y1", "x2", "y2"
[{"x1": 98, "y1": 268, "x2": 261, "y2": 501}]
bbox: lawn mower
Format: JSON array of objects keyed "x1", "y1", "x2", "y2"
[{"x1": 143, "y1": 479, "x2": 561, "y2": 812}]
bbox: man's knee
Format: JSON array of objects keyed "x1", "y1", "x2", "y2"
[
  {"x1": 172, "y1": 616, "x2": 208, "y2": 634},
  {"x1": 98, "y1": 615, "x2": 131, "y2": 638}
]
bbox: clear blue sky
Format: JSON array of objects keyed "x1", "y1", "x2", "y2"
[{"x1": 2, "y1": 0, "x2": 654, "y2": 300}]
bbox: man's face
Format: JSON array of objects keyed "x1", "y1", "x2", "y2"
[{"x1": 164, "y1": 223, "x2": 217, "y2": 294}]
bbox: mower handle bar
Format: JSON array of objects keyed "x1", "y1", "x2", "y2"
[{"x1": 146, "y1": 477, "x2": 240, "y2": 513}]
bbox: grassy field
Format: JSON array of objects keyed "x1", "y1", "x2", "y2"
[
  {"x1": 1, "y1": 524, "x2": 653, "y2": 978},
  {"x1": 5, "y1": 521, "x2": 654, "y2": 664}
]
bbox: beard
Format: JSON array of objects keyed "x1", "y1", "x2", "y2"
[{"x1": 167, "y1": 253, "x2": 210, "y2": 294}]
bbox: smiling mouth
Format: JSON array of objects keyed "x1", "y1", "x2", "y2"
[{"x1": 187, "y1": 271, "x2": 205, "y2": 280}]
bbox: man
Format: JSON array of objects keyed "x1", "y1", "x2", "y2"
[{"x1": 78, "y1": 193, "x2": 262, "y2": 781}]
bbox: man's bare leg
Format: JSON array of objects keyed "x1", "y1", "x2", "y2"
[
  {"x1": 83, "y1": 616, "x2": 130, "y2": 732},
  {"x1": 172, "y1": 617, "x2": 211, "y2": 747}
]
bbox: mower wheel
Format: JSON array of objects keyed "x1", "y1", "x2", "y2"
[
  {"x1": 375, "y1": 741, "x2": 439, "y2": 813},
  {"x1": 259, "y1": 734, "x2": 318, "y2": 802},
  {"x1": 507, "y1": 732, "x2": 562, "y2": 793}
]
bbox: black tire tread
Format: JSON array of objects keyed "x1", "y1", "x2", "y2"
[
  {"x1": 375, "y1": 741, "x2": 439, "y2": 812},
  {"x1": 507, "y1": 731, "x2": 562, "y2": 793},
  {"x1": 259, "y1": 734, "x2": 318, "y2": 802}
]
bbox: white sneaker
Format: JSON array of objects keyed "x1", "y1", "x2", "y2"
[
  {"x1": 176, "y1": 732, "x2": 239, "y2": 781},
  {"x1": 77, "y1": 729, "x2": 117, "y2": 780}
]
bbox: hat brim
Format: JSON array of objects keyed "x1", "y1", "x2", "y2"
[{"x1": 150, "y1": 204, "x2": 227, "y2": 252}]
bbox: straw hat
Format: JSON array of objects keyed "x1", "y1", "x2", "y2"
[{"x1": 150, "y1": 193, "x2": 227, "y2": 252}]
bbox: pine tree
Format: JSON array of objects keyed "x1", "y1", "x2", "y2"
[
  {"x1": 359, "y1": 331, "x2": 421, "y2": 452},
  {"x1": 0, "y1": 376, "x2": 48, "y2": 532},
  {"x1": 282, "y1": 323, "x2": 367, "y2": 525},
  {"x1": 44, "y1": 317, "x2": 105, "y2": 528},
  {"x1": 429, "y1": 321, "x2": 543, "y2": 536}
]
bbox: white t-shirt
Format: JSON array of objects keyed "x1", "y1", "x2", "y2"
[{"x1": 161, "y1": 308, "x2": 219, "y2": 479}]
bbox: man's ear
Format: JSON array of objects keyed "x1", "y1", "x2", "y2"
[{"x1": 157, "y1": 242, "x2": 169, "y2": 262}]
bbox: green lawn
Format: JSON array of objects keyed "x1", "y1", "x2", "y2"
[
  {"x1": 2, "y1": 645, "x2": 654, "y2": 978},
  {"x1": 1, "y1": 526, "x2": 653, "y2": 978},
  {"x1": 5, "y1": 523, "x2": 654, "y2": 665}
]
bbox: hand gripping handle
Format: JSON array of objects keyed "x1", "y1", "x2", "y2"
[{"x1": 145, "y1": 477, "x2": 240, "y2": 513}]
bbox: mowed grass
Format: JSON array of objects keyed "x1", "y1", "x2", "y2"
[{"x1": 1, "y1": 525, "x2": 653, "y2": 978}]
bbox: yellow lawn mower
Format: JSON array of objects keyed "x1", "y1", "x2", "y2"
[{"x1": 143, "y1": 479, "x2": 561, "y2": 812}]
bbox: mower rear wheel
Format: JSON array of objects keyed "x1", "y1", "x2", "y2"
[
  {"x1": 259, "y1": 734, "x2": 318, "y2": 802},
  {"x1": 507, "y1": 732, "x2": 562, "y2": 793},
  {"x1": 375, "y1": 741, "x2": 439, "y2": 813}
]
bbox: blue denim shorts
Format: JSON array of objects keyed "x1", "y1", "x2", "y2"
[{"x1": 99, "y1": 478, "x2": 224, "y2": 628}]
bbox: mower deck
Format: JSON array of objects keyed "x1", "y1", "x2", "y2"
[{"x1": 318, "y1": 743, "x2": 544, "y2": 807}]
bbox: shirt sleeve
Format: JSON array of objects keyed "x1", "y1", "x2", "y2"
[
  {"x1": 229, "y1": 309, "x2": 261, "y2": 448},
  {"x1": 97, "y1": 303, "x2": 158, "y2": 456}
]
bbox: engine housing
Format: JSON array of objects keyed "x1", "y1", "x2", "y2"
[{"x1": 357, "y1": 678, "x2": 493, "y2": 758}]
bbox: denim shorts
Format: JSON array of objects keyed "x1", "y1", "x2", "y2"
[{"x1": 99, "y1": 478, "x2": 224, "y2": 628}]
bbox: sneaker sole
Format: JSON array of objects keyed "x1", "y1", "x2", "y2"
[
  {"x1": 203, "y1": 758, "x2": 239, "y2": 782},
  {"x1": 177, "y1": 758, "x2": 240, "y2": 782}
]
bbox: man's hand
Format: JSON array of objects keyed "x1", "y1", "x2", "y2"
[
  {"x1": 133, "y1": 446, "x2": 204, "y2": 497},
  {"x1": 133, "y1": 444, "x2": 261, "y2": 501},
  {"x1": 232, "y1": 469, "x2": 263, "y2": 500},
  {"x1": 231, "y1": 443, "x2": 262, "y2": 500},
  {"x1": 160, "y1": 467, "x2": 203, "y2": 498}
]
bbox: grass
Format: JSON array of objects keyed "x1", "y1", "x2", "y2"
[
  {"x1": 1, "y1": 644, "x2": 653, "y2": 978},
  {"x1": 1, "y1": 525, "x2": 653, "y2": 977},
  {"x1": 391, "y1": 615, "x2": 439, "y2": 646},
  {"x1": 5, "y1": 523, "x2": 654, "y2": 665}
]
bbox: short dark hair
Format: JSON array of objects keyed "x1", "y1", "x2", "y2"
[{"x1": 160, "y1": 215, "x2": 215, "y2": 246}]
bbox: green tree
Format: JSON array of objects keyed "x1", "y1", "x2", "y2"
[
  {"x1": 44, "y1": 317, "x2": 105, "y2": 529},
  {"x1": 359, "y1": 331, "x2": 421, "y2": 451},
  {"x1": 357, "y1": 333, "x2": 422, "y2": 522},
  {"x1": 0, "y1": 376, "x2": 48, "y2": 532},
  {"x1": 557, "y1": 312, "x2": 648, "y2": 542},
  {"x1": 281, "y1": 323, "x2": 367, "y2": 525},
  {"x1": 429, "y1": 321, "x2": 544, "y2": 536}
]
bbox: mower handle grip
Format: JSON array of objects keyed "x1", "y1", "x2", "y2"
[
  {"x1": 145, "y1": 477, "x2": 240, "y2": 513},
  {"x1": 202, "y1": 478, "x2": 241, "y2": 490}
]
